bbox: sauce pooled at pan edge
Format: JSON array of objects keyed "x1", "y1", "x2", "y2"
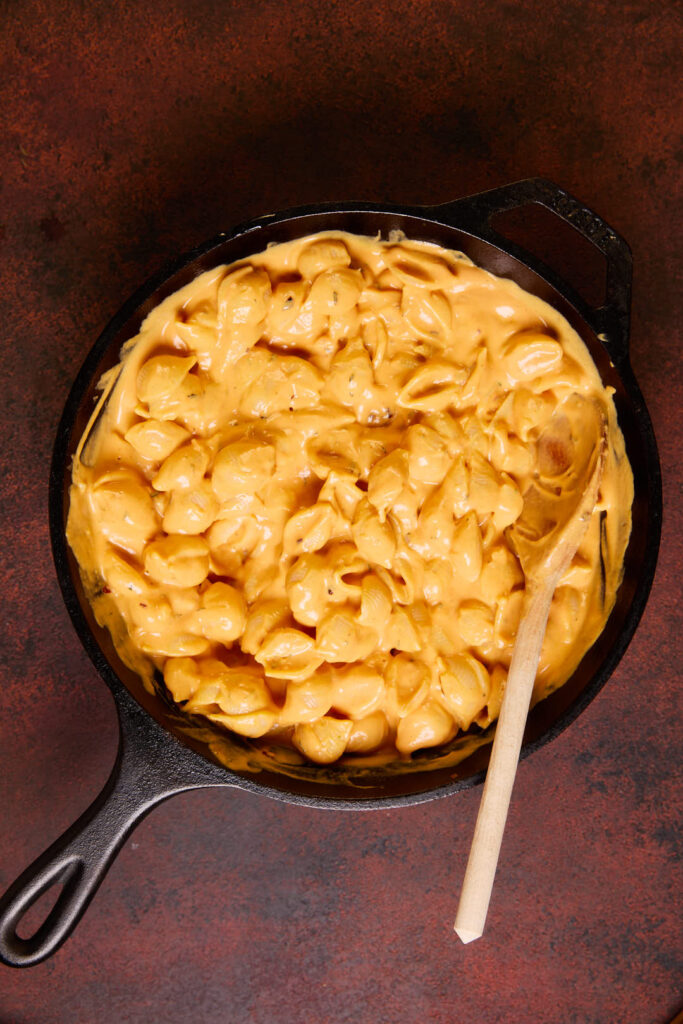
[{"x1": 67, "y1": 232, "x2": 633, "y2": 765}]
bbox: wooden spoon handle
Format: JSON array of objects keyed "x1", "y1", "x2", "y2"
[{"x1": 454, "y1": 577, "x2": 556, "y2": 944}]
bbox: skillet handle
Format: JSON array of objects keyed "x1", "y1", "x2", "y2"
[
  {"x1": 0, "y1": 692, "x2": 219, "y2": 968},
  {"x1": 430, "y1": 177, "x2": 633, "y2": 364}
]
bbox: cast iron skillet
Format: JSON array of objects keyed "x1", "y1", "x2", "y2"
[{"x1": 0, "y1": 179, "x2": 661, "y2": 967}]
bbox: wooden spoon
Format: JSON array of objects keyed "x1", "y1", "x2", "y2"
[{"x1": 454, "y1": 394, "x2": 608, "y2": 944}]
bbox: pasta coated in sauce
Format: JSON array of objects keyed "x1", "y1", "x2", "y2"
[{"x1": 67, "y1": 232, "x2": 633, "y2": 764}]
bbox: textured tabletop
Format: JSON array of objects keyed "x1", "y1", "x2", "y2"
[{"x1": 0, "y1": 2, "x2": 681, "y2": 1022}]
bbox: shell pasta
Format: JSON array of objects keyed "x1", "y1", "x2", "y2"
[{"x1": 67, "y1": 232, "x2": 633, "y2": 764}]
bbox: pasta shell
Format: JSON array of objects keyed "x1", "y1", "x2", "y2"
[
  {"x1": 358, "y1": 574, "x2": 393, "y2": 630},
  {"x1": 345, "y1": 711, "x2": 390, "y2": 754},
  {"x1": 286, "y1": 553, "x2": 333, "y2": 626},
  {"x1": 101, "y1": 551, "x2": 148, "y2": 596},
  {"x1": 136, "y1": 355, "x2": 197, "y2": 405},
  {"x1": 318, "y1": 473, "x2": 365, "y2": 522},
  {"x1": 307, "y1": 429, "x2": 361, "y2": 480},
  {"x1": 421, "y1": 411, "x2": 467, "y2": 455},
  {"x1": 412, "y1": 489, "x2": 455, "y2": 560},
  {"x1": 331, "y1": 665, "x2": 384, "y2": 719},
  {"x1": 439, "y1": 654, "x2": 490, "y2": 730},
  {"x1": 241, "y1": 599, "x2": 292, "y2": 655},
  {"x1": 401, "y1": 287, "x2": 453, "y2": 341},
  {"x1": 475, "y1": 665, "x2": 506, "y2": 727},
  {"x1": 384, "y1": 246, "x2": 457, "y2": 289},
  {"x1": 396, "y1": 701, "x2": 455, "y2": 754},
  {"x1": 133, "y1": 628, "x2": 210, "y2": 658},
  {"x1": 480, "y1": 544, "x2": 524, "y2": 605},
  {"x1": 143, "y1": 535, "x2": 210, "y2": 588},
  {"x1": 162, "y1": 480, "x2": 219, "y2": 535},
  {"x1": 124, "y1": 419, "x2": 191, "y2": 462},
  {"x1": 451, "y1": 511, "x2": 483, "y2": 583},
  {"x1": 91, "y1": 471, "x2": 158, "y2": 556},
  {"x1": 189, "y1": 582, "x2": 247, "y2": 644},
  {"x1": 152, "y1": 440, "x2": 210, "y2": 492},
  {"x1": 488, "y1": 424, "x2": 534, "y2": 478},
  {"x1": 458, "y1": 348, "x2": 488, "y2": 408},
  {"x1": 254, "y1": 628, "x2": 324, "y2": 680},
  {"x1": 315, "y1": 610, "x2": 378, "y2": 663},
  {"x1": 494, "y1": 589, "x2": 524, "y2": 645},
  {"x1": 322, "y1": 339, "x2": 375, "y2": 412},
  {"x1": 208, "y1": 513, "x2": 262, "y2": 576},
  {"x1": 352, "y1": 499, "x2": 396, "y2": 568},
  {"x1": 308, "y1": 267, "x2": 363, "y2": 315},
  {"x1": 297, "y1": 239, "x2": 351, "y2": 278},
  {"x1": 266, "y1": 279, "x2": 309, "y2": 336},
  {"x1": 239, "y1": 355, "x2": 322, "y2": 417},
  {"x1": 293, "y1": 717, "x2": 353, "y2": 764},
  {"x1": 164, "y1": 657, "x2": 201, "y2": 702},
  {"x1": 142, "y1": 372, "x2": 205, "y2": 429},
  {"x1": 397, "y1": 360, "x2": 467, "y2": 411},
  {"x1": 367, "y1": 450, "x2": 408, "y2": 517},
  {"x1": 172, "y1": 316, "x2": 219, "y2": 373},
  {"x1": 547, "y1": 585, "x2": 584, "y2": 645},
  {"x1": 283, "y1": 502, "x2": 337, "y2": 555},
  {"x1": 380, "y1": 607, "x2": 422, "y2": 653},
  {"x1": 511, "y1": 388, "x2": 553, "y2": 441},
  {"x1": 128, "y1": 595, "x2": 173, "y2": 631},
  {"x1": 493, "y1": 475, "x2": 524, "y2": 532},
  {"x1": 405, "y1": 423, "x2": 451, "y2": 486},
  {"x1": 212, "y1": 440, "x2": 275, "y2": 501},
  {"x1": 279, "y1": 674, "x2": 334, "y2": 726},
  {"x1": 385, "y1": 654, "x2": 430, "y2": 718},
  {"x1": 502, "y1": 330, "x2": 563, "y2": 384},
  {"x1": 208, "y1": 709, "x2": 276, "y2": 737},
  {"x1": 185, "y1": 662, "x2": 271, "y2": 716},
  {"x1": 467, "y1": 451, "x2": 502, "y2": 518},
  {"x1": 361, "y1": 316, "x2": 388, "y2": 370},
  {"x1": 375, "y1": 554, "x2": 420, "y2": 605},
  {"x1": 217, "y1": 266, "x2": 271, "y2": 328},
  {"x1": 457, "y1": 600, "x2": 495, "y2": 647}
]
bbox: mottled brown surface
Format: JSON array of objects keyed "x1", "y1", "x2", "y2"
[{"x1": 0, "y1": 1, "x2": 681, "y2": 1021}]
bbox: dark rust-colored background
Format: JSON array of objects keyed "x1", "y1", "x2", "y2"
[{"x1": 1, "y1": 2, "x2": 681, "y2": 1022}]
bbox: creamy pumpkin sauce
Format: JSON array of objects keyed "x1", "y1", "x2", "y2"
[{"x1": 67, "y1": 233, "x2": 633, "y2": 764}]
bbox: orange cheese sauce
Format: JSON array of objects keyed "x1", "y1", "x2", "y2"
[{"x1": 67, "y1": 233, "x2": 633, "y2": 764}]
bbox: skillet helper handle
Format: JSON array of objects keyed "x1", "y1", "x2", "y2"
[
  {"x1": 0, "y1": 695, "x2": 208, "y2": 968},
  {"x1": 432, "y1": 177, "x2": 633, "y2": 364}
]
